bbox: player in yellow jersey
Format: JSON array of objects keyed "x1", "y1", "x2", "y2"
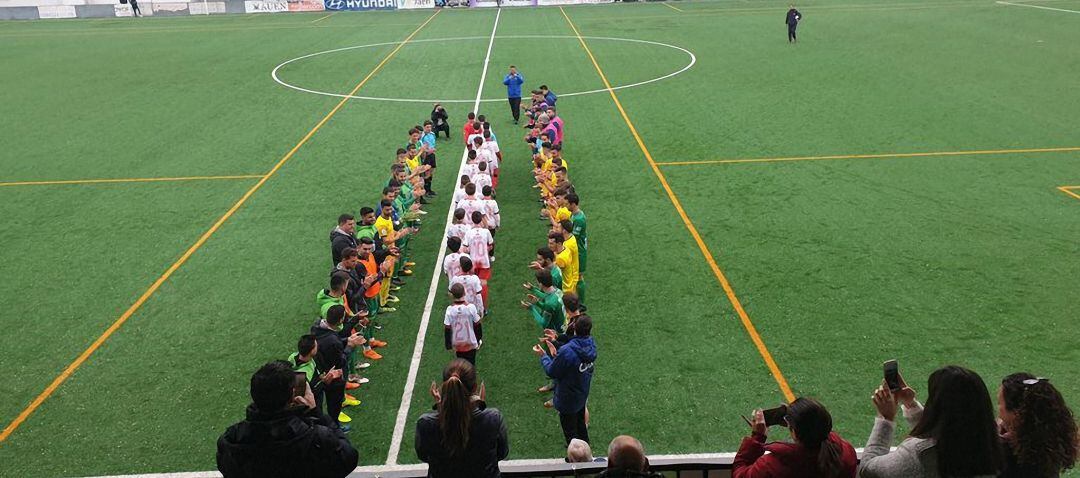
[{"x1": 548, "y1": 231, "x2": 578, "y2": 295}]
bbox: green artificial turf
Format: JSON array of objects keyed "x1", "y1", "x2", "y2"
[{"x1": 1, "y1": 1, "x2": 1078, "y2": 476}]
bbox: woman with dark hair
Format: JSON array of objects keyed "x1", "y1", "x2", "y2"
[
  {"x1": 859, "y1": 365, "x2": 1003, "y2": 478},
  {"x1": 733, "y1": 397, "x2": 857, "y2": 478},
  {"x1": 415, "y1": 359, "x2": 508, "y2": 478},
  {"x1": 998, "y1": 373, "x2": 1079, "y2": 477}
]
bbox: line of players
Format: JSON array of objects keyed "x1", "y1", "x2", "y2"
[
  {"x1": 311, "y1": 121, "x2": 444, "y2": 430},
  {"x1": 441, "y1": 114, "x2": 504, "y2": 367}
]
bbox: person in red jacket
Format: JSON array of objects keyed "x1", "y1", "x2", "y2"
[{"x1": 733, "y1": 397, "x2": 857, "y2": 478}]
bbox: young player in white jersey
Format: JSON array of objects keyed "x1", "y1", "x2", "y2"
[
  {"x1": 446, "y1": 208, "x2": 470, "y2": 242},
  {"x1": 443, "y1": 282, "x2": 482, "y2": 366},
  {"x1": 450, "y1": 256, "x2": 485, "y2": 316},
  {"x1": 443, "y1": 236, "x2": 465, "y2": 282},
  {"x1": 470, "y1": 162, "x2": 493, "y2": 193}
]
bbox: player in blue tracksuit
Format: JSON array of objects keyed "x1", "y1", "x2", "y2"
[
  {"x1": 503, "y1": 66, "x2": 525, "y2": 124},
  {"x1": 786, "y1": 6, "x2": 802, "y2": 43},
  {"x1": 537, "y1": 314, "x2": 596, "y2": 445}
]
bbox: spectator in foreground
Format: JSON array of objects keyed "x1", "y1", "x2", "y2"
[
  {"x1": 535, "y1": 314, "x2": 595, "y2": 445},
  {"x1": 858, "y1": 365, "x2": 1003, "y2": 478},
  {"x1": 598, "y1": 435, "x2": 661, "y2": 478},
  {"x1": 416, "y1": 358, "x2": 508, "y2": 478},
  {"x1": 998, "y1": 373, "x2": 1079, "y2": 478},
  {"x1": 733, "y1": 397, "x2": 856, "y2": 478},
  {"x1": 217, "y1": 361, "x2": 358, "y2": 478},
  {"x1": 567, "y1": 438, "x2": 593, "y2": 463}
]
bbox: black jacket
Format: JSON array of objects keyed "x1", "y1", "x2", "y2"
[
  {"x1": 330, "y1": 227, "x2": 357, "y2": 266},
  {"x1": 216, "y1": 404, "x2": 358, "y2": 478},
  {"x1": 786, "y1": 9, "x2": 801, "y2": 26},
  {"x1": 415, "y1": 406, "x2": 509, "y2": 478},
  {"x1": 332, "y1": 264, "x2": 368, "y2": 314},
  {"x1": 431, "y1": 106, "x2": 450, "y2": 128},
  {"x1": 311, "y1": 321, "x2": 349, "y2": 373}
]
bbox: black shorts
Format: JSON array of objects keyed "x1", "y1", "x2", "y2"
[{"x1": 423, "y1": 154, "x2": 437, "y2": 169}]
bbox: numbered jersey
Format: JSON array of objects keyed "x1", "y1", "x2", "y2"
[{"x1": 444, "y1": 303, "x2": 481, "y2": 352}]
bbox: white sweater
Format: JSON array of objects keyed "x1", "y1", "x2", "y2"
[{"x1": 857, "y1": 402, "x2": 996, "y2": 478}]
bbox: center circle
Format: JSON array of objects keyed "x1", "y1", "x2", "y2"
[{"x1": 271, "y1": 35, "x2": 696, "y2": 103}]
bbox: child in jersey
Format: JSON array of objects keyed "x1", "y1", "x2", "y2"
[
  {"x1": 447, "y1": 208, "x2": 470, "y2": 242},
  {"x1": 450, "y1": 256, "x2": 485, "y2": 316},
  {"x1": 444, "y1": 282, "x2": 482, "y2": 366}
]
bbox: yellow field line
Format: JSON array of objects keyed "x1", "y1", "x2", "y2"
[
  {"x1": 656, "y1": 146, "x2": 1080, "y2": 167},
  {"x1": 311, "y1": 11, "x2": 338, "y2": 23},
  {"x1": 0, "y1": 8, "x2": 441, "y2": 445},
  {"x1": 1059, "y1": 186, "x2": 1080, "y2": 201},
  {"x1": 0, "y1": 174, "x2": 263, "y2": 188},
  {"x1": 559, "y1": 6, "x2": 796, "y2": 403},
  {"x1": 663, "y1": 2, "x2": 684, "y2": 12}
]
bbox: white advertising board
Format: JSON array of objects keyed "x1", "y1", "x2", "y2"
[
  {"x1": 37, "y1": 4, "x2": 76, "y2": 17},
  {"x1": 537, "y1": 0, "x2": 612, "y2": 4},
  {"x1": 396, "y1": 0, "x2": 432, "y2": 9},
  {"x1": 189, "y1": 1, "x2": 226, "y2": 13},
  {"x1": 245, "y1": 0, "x2": 287, "y2": 12}
]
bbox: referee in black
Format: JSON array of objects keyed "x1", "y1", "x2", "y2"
[{"x1": 786, "y1": 5, "x2": 801, "y2": 43}]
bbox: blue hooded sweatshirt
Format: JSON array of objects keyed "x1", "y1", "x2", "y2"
[
  {"x1": 540, "y1": 335, "x2": 596, "y2": 414},
  {"x1": 503, "y1": 73, "x2": 524, "y2": 98}
]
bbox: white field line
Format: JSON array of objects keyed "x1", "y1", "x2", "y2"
[
  {"x1": 270, "y1": 35, "x2": 696, "y2": 104},
  {"x1": 383, "y1": 6, "x2": 502, "y2": 467},
  {"x1": 996, "y1": 0, "x2": 1080, "y2": 13}
]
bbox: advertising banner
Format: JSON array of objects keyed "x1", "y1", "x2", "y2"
[
  {"x1": 113, "y1": 3, "x2": 134, "y2": 16},
  {"x1": 396, "y1": 0, "x2": 433, "y2": 9},
  {"x1": 323, "y1": 0, "x2": 395, "y2": 10},
  {"x1": 37, "y1": 5, "x2": 77, "y2": 18},
  {"x1": 152, "y1": 2, "x2": 191, "y2": 14},
  {"x1": 536, "y1": 0, "x2": 611, "y2": 4},
  {"x1": 190, "y1": 1, "x2": 228, "y2": 13},
  {"x1": 288, "y1": 0, "x2": 325, "y2": 11},
  {"x1": 245, "y1": 0, "x2": 287, "y2": 11}
]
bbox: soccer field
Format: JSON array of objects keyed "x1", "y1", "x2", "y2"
[{"x1": 2, "y1": 0, "x2": 1079, "y2": 475}]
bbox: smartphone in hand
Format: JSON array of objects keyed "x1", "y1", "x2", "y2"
[
  {"x1": 884, "y1": 359, "x2": 902, "y2": 392},
  {"x1": 762, "y1": 405, "x2": 789, "y2": 427}
]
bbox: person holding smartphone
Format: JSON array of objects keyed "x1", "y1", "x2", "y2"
[
  {"x1": 859, "y1": 365, "x2": 1004, "y2": 478},
  {"x1": 217, "y1": 361, "x2": 358, "y2": 478},
  {"x1": 733, "y1": 398, "x2": 857, "y2": 478}
]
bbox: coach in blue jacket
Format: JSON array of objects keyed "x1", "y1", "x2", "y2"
[
  {"x1": 535, "y1": 314, "x2": 596, "y2": 445},
  {"x1": 503, "y1": 65, "x2": 525, "y2": 124}
]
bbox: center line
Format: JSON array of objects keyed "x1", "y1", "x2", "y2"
[{"x1": 384, "y1": 6, "x2": 502, "y2": 466}]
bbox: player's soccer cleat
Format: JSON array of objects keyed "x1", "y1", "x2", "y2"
[
  {"x1": 345, "y1": 381, "x2": 359, "y2": 390},
  {"x1": 338, "y1": 412, "x2": 353, "y2": 423},
  {"x1": 363, "y1": 349, "x2": 383, "y2": 360},
  {"x1": 380, "y1": 306, "x2": 398, "y2": 313},
  {"x1": 538, "y1": 383, "x2": 554, "y2": 393},
  {"x1": 370, "y1": 339, "x2": 387, "y2": 348},
  {"x1": 405, "y1": 261, "x2": 416, "y2": 267},
  {"x1": 342, "y1": 397, "x2": 361, "y2": 407},
  {"x1": 354, "y1": 362, "x2": 371, "y2": 370},
  {"x1": 401, "y1": 269, "x2": 414, "y2": 276},
  {"x1": 348, "y1": 375, "x2": 370, "y2": 384},
  {"x1": 543, "y1": 400, "x2": 553, "y2": 409}
]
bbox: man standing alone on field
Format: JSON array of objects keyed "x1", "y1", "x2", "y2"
[
  {"x1": 503, "y1": 66, "x2": 525, "y2": 125},
  {"x1": 786, "y1": 5, "x2": 802, "y2": 43}
]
